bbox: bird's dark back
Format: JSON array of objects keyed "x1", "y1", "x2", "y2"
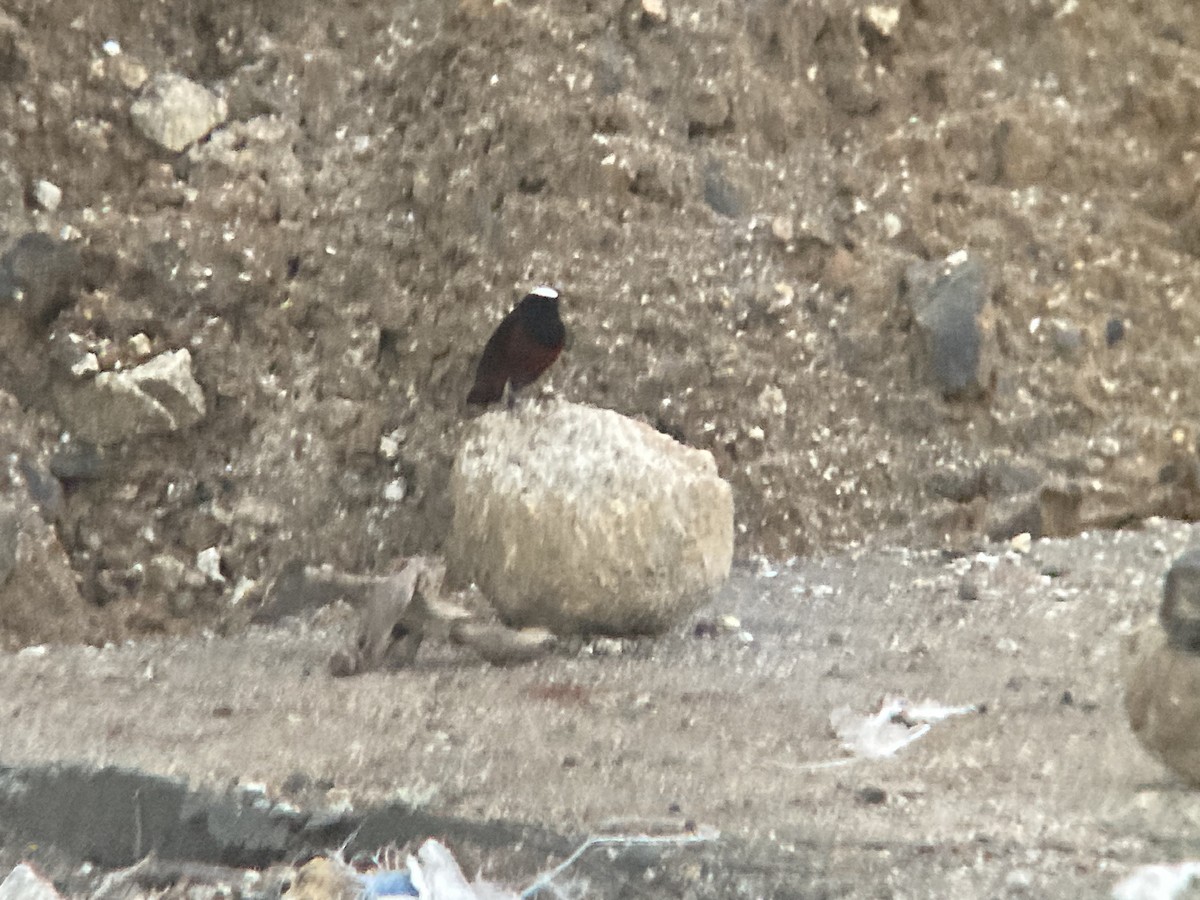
[{"x1": 518, "y1": 295, "x2": 566, "y2": 349}]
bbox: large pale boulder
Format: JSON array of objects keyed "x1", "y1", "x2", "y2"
[
  {"x1": 1124, "y1": 549, "x2": 1200, "y2": 786},
  {"x1": 1123, "y1": 621, "x2": 1200, "y2": 786},
  {"x1": 446, "y1": 402, "x2": 733, "y2": 635}
]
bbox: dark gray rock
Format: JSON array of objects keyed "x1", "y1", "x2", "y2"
[
  {"x1": 0, "y1": 233, "x2": 81, "y2": 327},
  {"x1": 0, "y1": 15, "x2": 29, "y2": 84},
  {"x1": 48, "y1": 441, "x2": 106, "y2": 482},
  {"x1": 1105, "y1": 317, "x2": 1126, "y2": 347},
  {"x1": 903, "y1": 253, "x2": 990, "y2": 399},
  {"x1": 688, "y1": 89, "x2": 732, "y2": 137},
  {"x1": 1048, "y1": 318, "x2": 1085, "y2": 358},
  {"x1": 1162, "y1": 548, "x2": 1200, "y2": 651},
  {"x1": 0, "y1": 500, "x2": 17, "y2": 589},
  {"x1": 703, "y1": 161, "x2": 743, "y2": 218},
  {"x1": 16, "y1": 458, "x2": 62, "y2": 521},
  {"x1": 926, "y1": 465, "x2": 985, "y2": 503}
]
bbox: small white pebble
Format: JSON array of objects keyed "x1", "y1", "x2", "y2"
[
  {"x1": 70, "y1": 352, "x2": 100, "y2": 377},
  {"x1": 102, "y1": 39, "x2": 121, "y2": 56},
  {"x1": 1005, "y1": 869, "x2": 1034, "y2": 892},
  {"x1": 383, "y1": 479, "x2": 407, "y2": 502},
  {"x1": 33, "y1": 179, "x2": 62, "y2": 211},
  {"x1": 127, "y1": 333, "x2": 152, "y2": 357},
  {"x1": 197, "y1": 546, "x2": 225, "y2": 583}
]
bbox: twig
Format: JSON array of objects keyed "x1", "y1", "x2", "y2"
[{"x1": 521, "y1": 828, "x2": 718, "y2": 898}]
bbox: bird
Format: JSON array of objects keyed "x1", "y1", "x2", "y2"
[{"x1": 466, "y1": 285, "x2": 566, "y2": 406}]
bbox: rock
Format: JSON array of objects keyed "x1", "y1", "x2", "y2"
[
  {"x1": 703, "y1": 161, "x2": 744, "y2": 218},
  {"x1": 926, "y1": 465, "x2": 985, "y2": 503},
  {"x1": 0, "y1": 483, "x2": 100, "y2": 647},
  {"x1": 1047, "y1": 318, "x2": 1084, "y2": 358},
  {"x1": 861, "y1": 5, "x2": 900, "y2": 37},
  {"x1": 960, "y1": 573, "x2": 979, "y2": 602},
  {"x1": 17, "y1": 457, "x2": 63, "y2": 520},
  {"x1": 641, "y1": 0, "x2": 669, "y2": 25},
  {"x1": 0, "y1": 232, "x2": 81, "y2": 326},
  {"x1": 31, "y1": 179, "x2": 61, "y2": 211},
  {"x1": 629, "y1": 160, "x2": 681, "y2": 206},
  {"x1": 1037, "y1": 482, "x2": 1083, "y2": 538},
  {"x1": 688, "y1": 88, "x2": 732, "y2": 137},
  {"x1": 770, "y1": 215, "x2": 794, "y2": 243},
  {"x1": 1106, "y1": 317, "x2": 1127, "y2": 347},
  {"x1": 446, "y1": 402, "x2": 734, "y2": 636},
  {"x1": 1123, "y1": 620, "x2": 1200, "y2": 787},
  {"x1": 450, "y1": 621, "x2": 556, "y2": 666},
  {"x1": 0, "y1": 499, "x2": 17, "y2": 589},
  {"x1": 131, "y1": 73, "x2": 227, "y2": 152},
  {"x1": 54, "y1": 348, "x2": 206, "y2": 445},
  {"x1": 902, "y1": 251, "x2": 992, "y2": 399},
  {"x1": 0, "y1": 12, "x2": 29, "y2": 84},
  {"x1": 0, "y1": 863, "x2": 62, "y2": 900},
  {"x1": 48, "y1": 440, "x2": 106, "y2": 481},
  {"x1": 1161, "y1": 548, "x2": 1200, "y2": 651}
]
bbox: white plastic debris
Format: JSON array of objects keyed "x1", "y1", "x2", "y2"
[
  {"x1": 0, "y1": 863, "x2": 62, "y2": 900},
  {"x1": 406, "y1": 839, "x2": 517, "y2": 900},
  {"x1": 788, "y1": 696, "x2": 978, "y2": 772},
  {"x1": 1112, "y1": 862, "x2": 1200, "y2": 900}
]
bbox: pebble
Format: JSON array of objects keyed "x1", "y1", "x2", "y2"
[
  {"x1": 641, "y1": 0, "x2": 669, "y2": 24},
  {"x1": 1162, "y1": 548, "x2": 1200, "y2": 650},
  {"x1": 1009, "y1": 533, "x2": 1033, "y2": 554},
  {"x1": 32, "y1": 179, "x2": 61, "y2": 211},
  {"x1": 1105, "y1": 317, "x2": 1126, "y2": 346},
  {"x1": 902, "y1": 252, "x2": 989, "y2": 398},
  {"x1": 197, "y1": 546, "x2": 225, "y2": 583},
  {"x1": 130, "y1": 72, "x2": 227, "y2": 152}
]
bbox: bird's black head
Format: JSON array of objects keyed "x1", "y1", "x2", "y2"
[{"x1": 518, "y1": 286, "x2": 566, "y2": 348}]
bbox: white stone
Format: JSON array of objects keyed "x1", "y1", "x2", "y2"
[
  {"x1": 131, "y1": 73, "x2": 226, "y2": 152},
  {"x1": 32, "y1": 179, "x2": 61, "y2": 211},
  {"x1": 446, "y1": 402, "x2": 733, "y2": 635},
  {"x1": 197, "y1": 546, "x2": 224, "y2": 583}
]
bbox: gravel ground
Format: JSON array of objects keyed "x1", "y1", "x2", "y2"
[{"x1": 3, "y1": 520, "x2": 1198, "y2": 897}]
